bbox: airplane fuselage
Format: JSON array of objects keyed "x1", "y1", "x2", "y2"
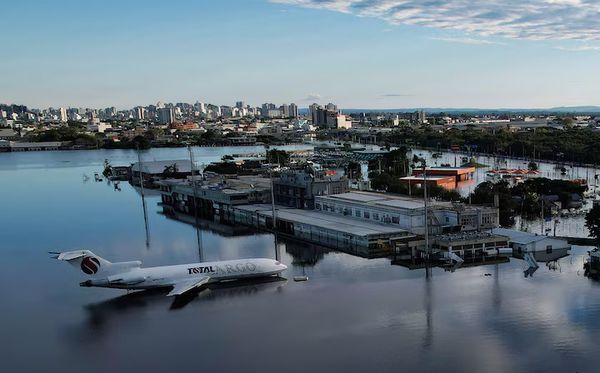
[{"x1": 81, "y1": 258, "x2": 286, "y2": 291}]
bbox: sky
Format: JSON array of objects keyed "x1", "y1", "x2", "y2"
[{"x1": 2, "y1": 0, "x2": 600, "y2": 109}]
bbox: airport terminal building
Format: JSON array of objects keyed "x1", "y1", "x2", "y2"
[{"x1": 313, "y1": 191, "x2": 498, "y2": 235}]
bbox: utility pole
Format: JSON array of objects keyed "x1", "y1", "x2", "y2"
[
  {"x1": 137, "y1": 145, "x2": 150, "y2": 248},
  {"x1": 188, "y1": 146, "x2": 203, "y2": 261},
  {"x1": 422, "y1": 160, "x2": 429, "y2": 259},
  {"x1": 269, "y1": 161, "x2": 279, "y2": 262},
  {"x1": 541, "y1": 197, "x2": 544, "y2": 235},
  {"x1": 270, "y1": 167, "x2": 277, "y2": 230},
  {"x1": 188, "y1": 146, "x2": 198, "y2": 214}
]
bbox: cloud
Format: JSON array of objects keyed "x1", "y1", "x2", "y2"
[
  {"x1": 271, "y1": 0, "x2": 600, "y2": 41},
  {"x1": 382, "y1": 93, "x2": 412, "y2": 97},
  {"x1": 555, "y1": 45, "x2": 600, "y2": 51},
  {"x1": 301, "y1": 93, "x2": 322, "y2": 101},
  {"x1": 430, "y1": 37, "x2": 502, "y2": 45}
]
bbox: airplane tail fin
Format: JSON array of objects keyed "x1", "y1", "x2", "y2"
[{"x1": 50, "y1": 250, "x2": 112, "y2": 276}]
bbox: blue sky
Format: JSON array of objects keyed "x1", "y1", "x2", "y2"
[{"x1": 2, "y1": 0, "x2": 600, "y2": 109}]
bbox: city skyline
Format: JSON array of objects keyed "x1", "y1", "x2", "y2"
[{"x1": 3, "y1": 0, "x2": 600, "y2": 109}]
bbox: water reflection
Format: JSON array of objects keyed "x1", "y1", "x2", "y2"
[
  {"x1": 68, "y1": 277, "x2": 287, "y2": 344},
  {"x1": 5, "y1": 149, "x2": 600, "y2": 372},
  {"x1": 513, "y1": 248, "x2": 570, "y2": 263},
  {"x1": 423, "y1": 271, "x2": 433, "y2": 350},
  {"x1": 411, "y1": 148, "x2": 599, "y2": 238},
  {"x1": 159, "y1": 204, "x2": 334, "y2": 268},
  {"x1": 159, "y1": 205, "x2": 255, "y2": 237},
  {"x1": 284, "y1": 240, "x2": 330, "y2": 267},
  {"x1": 409, "y1": 148, "x2": 600, "y2": 197}
]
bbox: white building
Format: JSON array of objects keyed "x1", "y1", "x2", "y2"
[
  {"x1": 58, "y1": 107, "x2": 67, "y2": 122},
  {"x1": 86, "y1": 122, "x2": 112, "y2": 133},
  {"x1": 196, "y1": 102, "x2": 206, "y2": 114},
  {"x1": 133, "y1": 107, "x2": 145, "y2": 120},
  {"x1": 315, "y1": 191, "x2": 498, "y2": 235},
  {"x1": 336, "y1": 114, "x2": 352, "y2": 129},
  {"x1": 492, "y1": 228, "x2": 571, "y2": 253}
]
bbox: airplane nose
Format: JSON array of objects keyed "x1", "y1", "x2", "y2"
[{"x1": 280, "y1": 263, "x2": 288, "y2": 270}]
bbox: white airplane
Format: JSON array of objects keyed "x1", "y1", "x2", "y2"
[{"x1": 51, "y1": 250, "x2": 287, "y2": 297}]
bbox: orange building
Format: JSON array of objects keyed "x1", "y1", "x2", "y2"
[
  {"x1": 399, "y1": 175, "x2": 458, "y2": 190},
  {"x1": 412, "y1": 166, "x2": 475, "y2": 182},
  {"x1": 170, "y1": 121, "x2": 198, "y2": 131}
]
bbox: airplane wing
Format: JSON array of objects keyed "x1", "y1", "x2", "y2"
[{"x1": 166, "y1": 277, "x2": 211, "y2": 297}]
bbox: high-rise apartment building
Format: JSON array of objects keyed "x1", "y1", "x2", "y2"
[
  {"x1": 325, "y1": 103, "x2": 337, "y2": 112},
  {"x1": 134, "y1": 107, "x2": 144, "y2": 120},
  {"x1": 289, "y1": 103, "x2": 298, "y2": 118},
  {"x1": 309, "y1": 103, "x2": 338, "y2": 128},
  {"x1": 58, "y1": 107, "x2": 67, "y2": 122},
  {"x1": 158, "y1": 107, "x2": 174, "y2": 124}
]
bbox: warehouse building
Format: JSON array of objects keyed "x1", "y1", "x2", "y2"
[
  {"x1": 232, "y1": 204, "x2": 412, "y2": 257},
  {"x1": 314, "y1": 191, "x2": 498, "y2": 235}
]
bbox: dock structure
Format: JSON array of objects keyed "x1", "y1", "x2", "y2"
[{"x1": 0, "y1": 140, "x2": 67, "y2": 152}]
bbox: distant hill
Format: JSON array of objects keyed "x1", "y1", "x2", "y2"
[
  {"x1": 547, "y1": 106, "x2": 600, "y2": 113},
  {"x1": 300, "y1": 106, "x2": 600, "y2": 115}
]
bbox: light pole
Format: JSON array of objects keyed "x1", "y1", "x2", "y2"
[{"x1": 421, "y1": 159, "x2": 429, "y2": 260}]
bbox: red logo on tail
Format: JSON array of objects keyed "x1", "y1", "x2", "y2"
[{"x1": 81, "y1": 256, "x2": 100, "y2": 274}]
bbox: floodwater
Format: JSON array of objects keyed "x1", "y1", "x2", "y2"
[
  {"x1": 2, "y1": 147, "x2": 600, "y2": 373},
  {"x1": 409, "y1": 148, "x2": 600, "y2": 238},
  {"x1": 409, "y1": 148, "x2": 600, "y2": 197}
]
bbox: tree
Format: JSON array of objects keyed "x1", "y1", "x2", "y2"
[
  {"x1": 467, "y1": 181, "x2": 515, "y2": 227},
  {"x1": 131, "y1": 135, "x2": 150, "y2": 149},
  {"x1": 162, "y1": 163, "x2": 179, "y2": 178},
  {"x1": 561, "y1": 117, "x2": 574, "y2": 127},
  {"x1": 347, "y1": 161, "x2": 362, "y2": 180},
  {"x1": 204, "y1": 162, "x2": 239, "y2": 175},
  {"x1": 528, "y1": 161, "x2": 538, "y2": 171},
  {"x1": 266, "y1": 149, "x2": 290, "y2": 166},
  {"x1": 586, "y1": 205, "x2": 600, "y2": 244}
]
